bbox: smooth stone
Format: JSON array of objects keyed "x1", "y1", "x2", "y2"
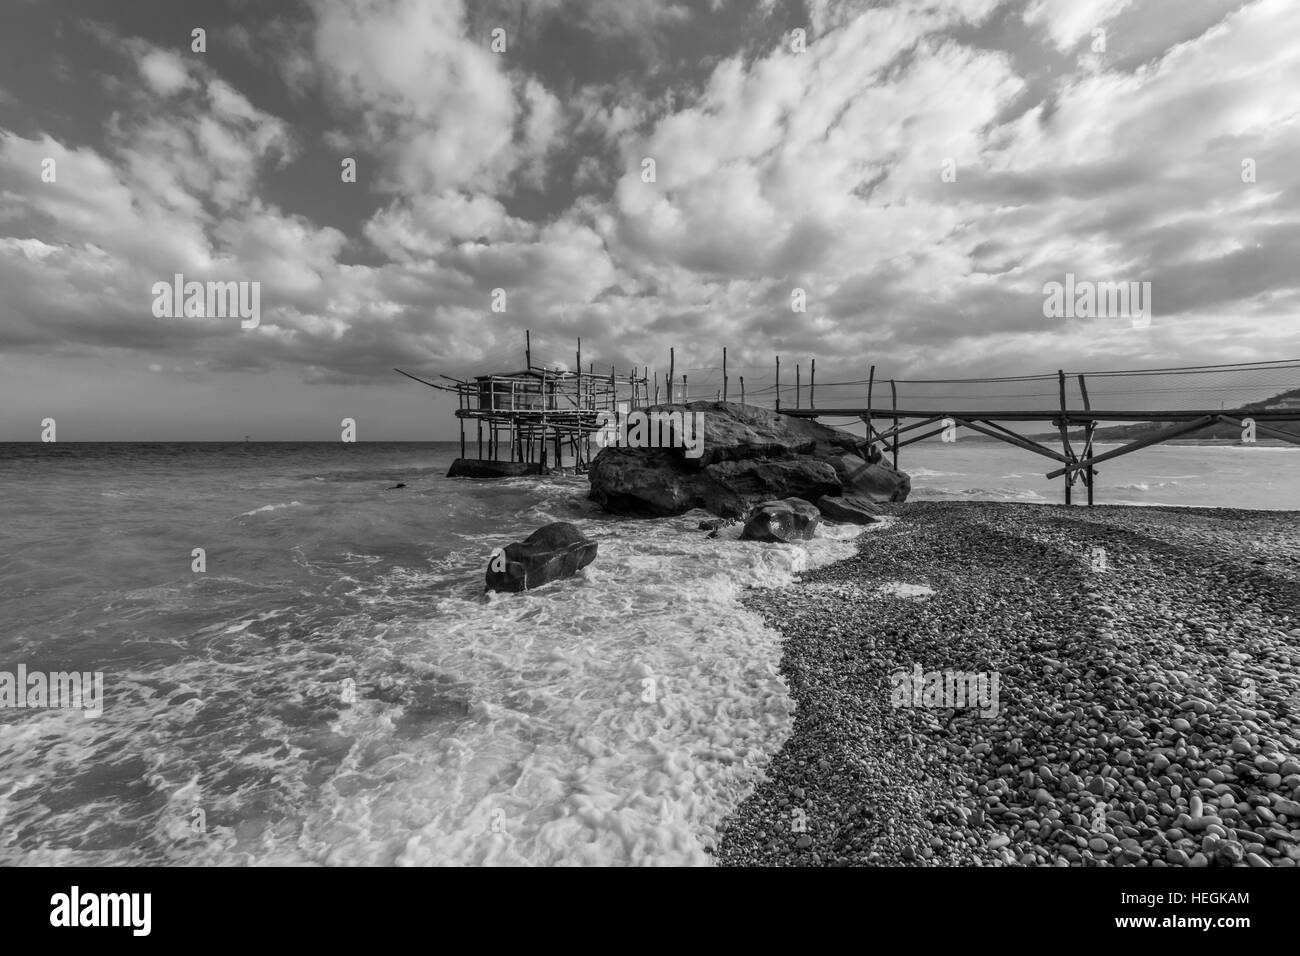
[{"x1": 1274, "y1": 798, "x2": 1300, "y2": 817}]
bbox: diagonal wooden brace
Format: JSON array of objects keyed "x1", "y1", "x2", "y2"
[{"x1": 1046, "y1": 414, "x2": 1217, "y2": 479}]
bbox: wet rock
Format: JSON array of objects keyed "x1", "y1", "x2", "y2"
[
  {"x1": 815, "y1": 493, "x2": 883, "y2": 525},
  {"x1": 741, "y1": 498, "x2": 821, "y2": 543},
  {"x1": 485, "y1": 522, "x2": 598, "y2": 593}
]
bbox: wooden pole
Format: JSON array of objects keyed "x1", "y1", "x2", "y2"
[
  {"x1": 867, "y1": 364, "x2": 875, "y2": 457},
  {"x1": 796, "y1": 364, "x2": 801, "y2": 409},
  {"x1": 740, "y1": 376, "x2": 746, "y2": 405},
  {"x1": 682, "y1": 374, "x2": 688, "y2": 403},
  {"x1": 810, "y1": 359, "x2": 815, "y2": 409},
  {"x1": 723, "y1": 347, "x2": 728, "y2": 403},
  {"x1": 526, "y1": 330, "x2": 531, "y2": 370},
  {"x1": 1058, "y1": 369, "x2": 1074, "y2": 505},
  {"x1": 654, "y1": 373, "x2": 660, "y2": 405},
  {"x1": 890, "y1": 379, "x2": 899, "y2": 469},
  {"x1": 1079, "y1": 373, "x2": 1094, "y2": 506},
  {"x1": 540, "y1": 367, "x2": 548, "y2": 470},
  {"x1": 775, "y1": 356, "x2": 781, "y2": 411}
]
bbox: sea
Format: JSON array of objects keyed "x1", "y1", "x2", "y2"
[{"x1": 0, "y1": 440, "x2": 1296, "y2": 866}]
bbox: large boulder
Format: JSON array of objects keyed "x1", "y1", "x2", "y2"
[
  {"x1": 589, "y1": 449, "x2": 840, "y2": 518},
  {"x1": 587, "y1": 401, "x2": 909, "y2": 517},
  {"x1": 674, "y1": 401, "x2": 860, "y2": 468},
  {"x1": 825, "y1": 452, "x2": 911, "y2": 503},
  {"x1": 815, "y1": 493, "x2": 882, "y2": 524},
  {"x1": 741, "y1": 498, "x2": 821, "y2": 543},
  {"x1": 485, "y1": 522, "x2": 598, "y2": 593}
]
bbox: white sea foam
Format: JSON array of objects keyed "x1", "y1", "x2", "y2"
[
  {"x1": 235, "y1": 500, "x2": 303, "y2": 517},
  {"x1": 0, "y1": 504, "x2": 876, "y2": 867},
  {"x1": 325, "y1": 516, "x2": 872, "y2": 867}
]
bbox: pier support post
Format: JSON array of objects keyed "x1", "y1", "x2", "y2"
[
  {"x1": 867, "y1": 364, "x2": 875, "y2": 456},
  {"x1": 1057, "y1": 370, "x2": 1077, "y2": 505},
  {"x1": 890, "y1": 379, "x2": 899, "y2": 469}
]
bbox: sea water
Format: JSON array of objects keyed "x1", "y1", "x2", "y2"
[
  {"x1": 0, "y1": 440, "x2": 1294, "y2": 865},
  {"x1": 0, "y1": 442, "x2": 861, "y2": 865}
]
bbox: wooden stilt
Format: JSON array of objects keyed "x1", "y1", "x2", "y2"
[
  {"x1": 1057, "y1": 370, "x2": 1076, "y2": 505},
  {"x1": 866, "y1": 364, "x2": 875, "y2": 456},
  {"x1": 890, "y1": 379, "x2": 899, "y2": 469},
  {"x1": 1079, "y1": 373, "x2": 1095, "y2": 506},
  {"x1": 723, "y1": 347, "x2": 728, "y2": 403},
  {"x1": 775, "y1": 356, "x2": 781, "y2": 411},
  {"x1": 810, "y1": 359, "x2": 815, "y2": 409}
]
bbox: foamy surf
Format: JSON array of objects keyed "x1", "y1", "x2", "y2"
[{"x1": 317, "y1": 515, "x2": 870, "y2": 867}]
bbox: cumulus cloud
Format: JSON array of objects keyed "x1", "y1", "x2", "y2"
[{"x1": 2, "y1": 0, "x2": 1299, "y2": 426}]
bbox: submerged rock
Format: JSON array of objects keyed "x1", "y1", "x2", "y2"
[
  {"x1": 741, "y1": 498, "x2": 821, "y2": 543},
  {"x1": 449, "y1": 459, "x2": 543, "y2": 479},
  {"x1": 485, "y1": 522, "x2": 598, "y2": 593}
]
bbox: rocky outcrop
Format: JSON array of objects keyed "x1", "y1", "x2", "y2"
[
  {"x1": 825, "y1": 453, "x2": 911, "y2": 503},
  {"x1": 741, "y1": 498, "x2": 821, "y2": 542},
  {"x1": 485, "y1": 522, "x2": 598, "y2": 593},
  {"x1": 815, "y1": 493, "x2": 882, "y2": 524},
  {"x1": 448, "y1": 459, "x2": 543, "y2": 479},
  {"x1": 588, "y1": 401, "x2": 910, "y2": 517}
]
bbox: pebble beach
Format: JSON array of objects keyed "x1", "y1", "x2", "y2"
[{"x1": 716, "y1": 501, "x2": 1300, "y2": 867}]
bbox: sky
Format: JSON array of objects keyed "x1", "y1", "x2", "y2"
[{"x1": 1, "y1": 0, "x2": 1298, "y2": 440}]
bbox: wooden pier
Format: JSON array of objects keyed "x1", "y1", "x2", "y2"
[
  {"x1": 397, "y1": 331, "x2": 649, "y2": 473},
  {"x1": 400, "y1": 340, "x2": 1300, "y2": 502}
]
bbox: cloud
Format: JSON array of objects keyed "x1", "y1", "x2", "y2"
[{"x1": 3, "y1": 0, "x2": 1299, "y2": 422}]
